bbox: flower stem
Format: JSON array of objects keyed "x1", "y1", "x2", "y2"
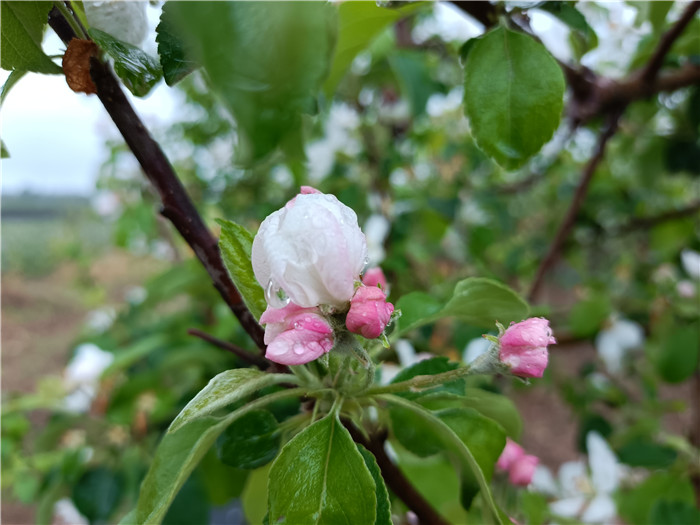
[
  {"x1": 54, "y1": 1, "x2": 88, "y2": 39},
  {"x1": 365, "y1": 364, "x2": 476, "y2": 395}
]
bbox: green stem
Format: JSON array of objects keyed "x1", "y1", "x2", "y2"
[
  {"x1": 378, "y1": 394, "x2": 503, "y2": 525},
  {"x1": 365, "y1": 363, "x2": 475, "y2": 396},
  {"x1": 54, "y1": 1, "x2": 88, "y2": 39}
]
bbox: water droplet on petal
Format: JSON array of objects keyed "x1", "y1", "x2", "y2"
[
  {"x1": 293, "y1": 343, "x2": 305, "y2": 355},
  {"x1": 265, "y1": 280, "x2": 290, "y2": 308}
]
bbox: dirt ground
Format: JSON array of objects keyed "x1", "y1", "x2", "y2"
[{"x1": 1, "y1": 251, "x2": 165, "y2": 525}]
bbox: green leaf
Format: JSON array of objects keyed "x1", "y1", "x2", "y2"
[
  {"x1": 397, "y1": 278, "x2": 529, "y2": 334},
  {"x1": 1, "y1": 140, "x2": 9, "y2": 159},
  {"x1": 216, "y1": 219, "x2": 267, "y2": 321},
  {"x1": 438, "y1": 408, "x2": 506, "y2": 509},
  {"x1": 216, "y1": 410, "x2": 280, "y2": 470},
  {"x1": 617, "y1": 437, "x2": 677, "y2": 468},
  {"x1": 136, "y1": 388, "x2": 305, "y2": 525},
  {"x1": 395, "y1": 291, "x2": 443, "y2": 333},
  {"x1": 136, "y1": 417, "x2": 226, "y2": 525},
  {"x1": 381, "y1": 395, "x2": 503, "y2": 524},
  {"x1": 357, "y1": 445, "x2": 392, "y2": 525},
  {"x1": 169, "y1": 369, "x2": 291, "y2": 433},
  {"x1": 389, "y1": 50, "x2": 444, "y2": 116},
  {"x1": 162, "y1": 474, "x2": 210, "y2": 525},
  {"x1": 441, "y1": 277, "x2": 530, "y2": 328},
  {"x1": 88, "y1": 28, "x2": 162, "y2": 97},
  {"x1": 242, "y1": 464, "x2": 272, "y2": 525},
  {"x1": 1, "y1": 69, "x2": 27, "y2": 105},
  {"x1": 655, "y1": 324, "x2": 700, "y2": 383},
  {"x1": 617, "y1": 472, "x2": 695, "y2": 525},
  {"x1": 649, "y1": 500, "x2": 700, "y2": 525},
  {"x1": 72, "y1": 467, "x2": 124, "y2": 524},
  {"x1": 0, "y1": 2, "x2": 61, "y2": 74},
  {"x1": 156, "y1": 3, "x2": 197, "y2": 86},
  {"x1": 538, "y1": 2, "x2": 598, "y2": 58},
  {"x1": 168, "y1": 2, "x2": 337, "y2": 163},
  {"x1": 390, "y1": 405, "x2": 444, "y2": 457},
  {"x1": 568, "y1": 294, "x2": 611, "y2": 337},
  {"x1": 323, "y1": 1, "x2": 421, "y2": 96},
  {"x1": 420, "y1": 388, "x2": 523, "y2": 440},
  {"x1": 268, "y1": 412, "x2": 377, "y2": 525},
  {"x1": 463, "y1": 26, "x2": 565, "y2": 170}
]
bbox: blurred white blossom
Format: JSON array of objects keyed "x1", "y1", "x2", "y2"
[
  {"x1": 306, "y1": 103, "x2": 361, "y2": 182},
  {"x1": 364, "y1": 214, "x2": 391, "y2": 265},
  {"x1": 681, "y1": 249, "x2": 700, "y2": 280},
  {"x1": 595, "y1": 317, "x2": 644, "y2": 374},
  {"x1": 533, "y1": 432, "x2": 623, "y2": 524},
  {"x1": 63, "y1": 343, "x2": 114, "y2": 414},
  {"x1": 85, "y1": 307, "x2": 116, "y2": 333},
  {"x1": 463, "y1": 336, "x2": 491, "y2": 364},
  {"x1": 54, "y1": 498, "x2": 89, "y2": 525}
]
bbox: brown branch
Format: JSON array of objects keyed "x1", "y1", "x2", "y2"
[
  {"x1": 528, "y1": 112, "x2": 622, "y2": 302},
  {"x1": 48, "y1": 8, "x2": 267, "y2": 355},
  {"x1": 614, "y1": 200, "x2": 700, "y2": 235},
  {"x1": 638, "y1": 1, "x2": 700, "y2": 86},
  {"x1": 568, "y1": 2, "x2": 700, "y2": 125},
  {"x1": 450, "y1": 1, "x2": 498, "y2": 28},
  {"x1": 691, "y1": 370, "x2": 700, "y2": 507},
  {"x1": 343, "y1": 421, "x2": 450, "y2": 525},
  {"x1": 188, "y1": 329, "x2": 268, "y2": 369}
]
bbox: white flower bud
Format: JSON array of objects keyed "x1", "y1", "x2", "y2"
[
  {"x1": 84, "y1": 1, "x2": 148, "y2": 47},
  {"x1": 252, "y1": 191, "x2": 368, "y2": 308}
]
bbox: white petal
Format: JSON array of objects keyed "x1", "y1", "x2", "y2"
[
  {"x1": 64, "y1": 344, "x2": 114, "y2": 385},
  {"x1": 610, "y1": 318, "x2": 644, "y2": 350},
  {"x1": 595, "y1": 329, "x2": 624, "y2": 374},
  {"x1": 558, "y1": 461, "x2": 587, "y2": 497},
  {"x1": 395, "y1": 339, "x2": 418, "y2": 367},
  {"x1": 587, "y1": 432, "x2": 619, "y2": 493},
  {"x1": 463, "y1": 337, "x2": 491, "y2": 364},
  {"x1": 681, "y1": 249, "x2": 700, "y2": 280},
  {"x1": 581, "y1": 494, "x2": 617, "y2": 523},
  {"x1": 550, "y1": 496, "x2": 586, "y2": 518},
  {"x1": 531, "y1": 465, "x2": 558, "y2": 496}
]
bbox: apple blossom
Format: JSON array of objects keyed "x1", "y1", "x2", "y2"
[
  {"x1": 509, "y1": 454, "x2": 539, "y2": 486},
  {"x1": 497, "y1": 438, "x2": 538, "y2": 486},
  {"x1": 346, "y1": 285, "x2": 394, "y2": 339},
  {"x1": 496, "y1": 438, "x2": 524, "y2": 471},
  {"x1": 499, "y1": 317, "x2": 556, "y2": 378},
  {"x1": 362, "y1": 267, "x2": 388, "y2": 292},
  {"x1": 259, "y1": 303, "x2": 334, "y2": 366},
  {"x1": 252, "y1": 189, "x2": 368, "y2": 309}
]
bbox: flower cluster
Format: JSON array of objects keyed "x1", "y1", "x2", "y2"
[
  {"x1": 496, "y1": 438, "x2": 539, "y2": 486},
  {"x1": 252, "y1": 188, "x2": 394, "y2": 365}
]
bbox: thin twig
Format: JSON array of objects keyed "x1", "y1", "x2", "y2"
[
  {"x1": 47, "y1": 7, "x2": 267, "y2": 354},
  {"x1": 343, "y1": 421, "x2": 450, "y2": 525},
  {"x1": 188, "y1": 329, "x2": 268, "y2": 369},
  {"x1": 614, "y1": 200, "x2": 700, "y2": 235},
  {"x1": 528, "y1": 112, "x2": 622, "y2": 302},
  {"x1": 638, "y1": 1, "x2": 700, "y2": 86}
]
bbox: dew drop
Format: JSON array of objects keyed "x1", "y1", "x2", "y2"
[
  {"x1": 265, "y1": 280, "x2": 290, "y2": 308},
  {"x1": 293, "y1": 343, "x2": 305, "y2": 355}
]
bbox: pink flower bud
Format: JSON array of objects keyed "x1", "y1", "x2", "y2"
[
  {"x1": 508, "y1": 454, "x2": 539, "y2": 486},
  {"x1": 496, "y1": 438, "x2": 524, "y2": 471},
  {"x1": 362, "y1": 267, "x2": 388, "y2": 293},
  {"x1": 499, "y1": 317, "x2": 556, "y2": 378},
  {"x1": 346, "y1": 286, "x2": 394, "y2": 339},
  {"x1": 260, "y1": 303, "x2": 334, "y2": 365}
]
